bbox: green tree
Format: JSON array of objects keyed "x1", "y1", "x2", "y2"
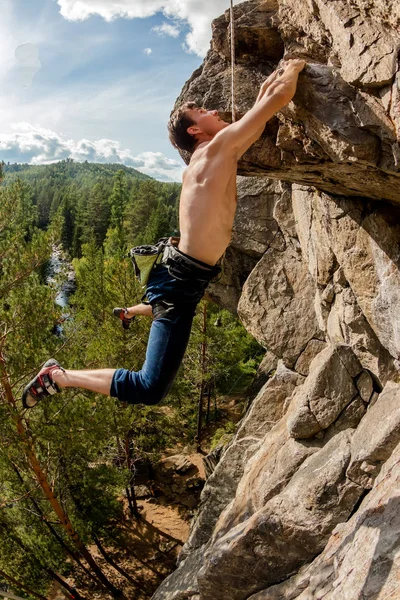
[
  {"x1": 81, "y1": 182, "x2": 111, "y2": 248},
  {"x1": 109, "y1": 170, "x2": 128, "y2": 250},
  {"x1": 0, "y1": 181, "x2": 127, "y2": 599}
]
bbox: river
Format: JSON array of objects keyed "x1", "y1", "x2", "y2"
[{"x1": 47, "y1": 246, "x2": 76, "y2": 334}]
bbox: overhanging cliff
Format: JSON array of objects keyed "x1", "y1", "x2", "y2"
[{"x1": 153, "y1": 2, "x2": 400, "y2": 599}]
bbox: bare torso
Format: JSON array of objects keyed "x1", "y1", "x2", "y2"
[{"x1": 178, "y1": 140, "x2": 238, "y2": 266}]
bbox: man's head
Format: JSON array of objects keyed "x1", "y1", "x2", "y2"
[{"x1": 168, "y1": 102, "x2": 228, "y2": 154}]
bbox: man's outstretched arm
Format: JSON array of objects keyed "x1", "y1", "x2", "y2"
[{"x1": 213, "y1": 59, "x2": 305, "y2": 159}]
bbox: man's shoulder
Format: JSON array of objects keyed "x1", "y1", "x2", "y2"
[{"x1": 194, "y1": 131, "x2": 235, "y2": 160}]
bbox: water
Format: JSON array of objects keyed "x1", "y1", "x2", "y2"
[{"x1": 47, "y1": 246, "x2": 76, "y2": 335}]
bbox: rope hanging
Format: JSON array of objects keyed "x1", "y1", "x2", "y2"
[{"x1": 230, "y1": 0, "x2": 236, "y2": 122}]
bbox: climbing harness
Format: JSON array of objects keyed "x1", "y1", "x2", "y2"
[
  {"x1": 129, "y1": 237, "x2": 221, "y2": 291},
  {"x1": 162, "y1": 243, "x2": 221, "y2": 283},
  {"x1": 230, "y1": 0, "x2": 236, "y2": 122}
]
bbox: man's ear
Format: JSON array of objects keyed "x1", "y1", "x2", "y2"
[{"x1": 187, "y1": 125, "x2": 201, "y2": 136}]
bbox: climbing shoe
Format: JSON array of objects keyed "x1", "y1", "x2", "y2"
[
  {"x1": 113, "y1": 307, "x2": 135, "y2": 330},
  {"x1": 22, "y1": 359, "x2": 64, "y2": 409}
]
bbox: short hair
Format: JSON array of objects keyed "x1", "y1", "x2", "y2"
[{"x1": 168, "y1": 101, "x2": 200, "y2": 154}]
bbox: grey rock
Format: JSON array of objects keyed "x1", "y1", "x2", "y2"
[
  {"x1": 238, "y1": 245, "x2": 320, "y2": 365},
  {"x1": 231, "y1": 177, "x2": 288, "y2": 258},
  {"x1": 294, "y1": 339, "x2": 326, "y2": 377},
  {"x1": 134, "y1": 485, "x2": 152, "y2": 499},
  {"x1": 180, "y1": 363, "x2": 303, "y2": 560},
  {"x1": 292, "y1": 185, "x2": 337, "y2": 286},
  {"x1": 151, "y1": 547, "x2": 202, "y2": 600},
  {"x1": 355, "y1": 371, "x2": 374, "y2": 403},
  {"x1": 328, "y1": 201, "x2": 400, "y2": 361},
  {"x1": 236, "y1": 362, "x2": 304, "y2": 441},
  {"x1": 175, "y1": 1, "x2": 400, "y2": 201},
  {"x1": 213, "y1": 427, "x2": 321, "y2": 543},
  {"x1": 369, "y1": 391, "x2": 380, "y2": 407},
  {"x1": 249, "y1": 437, "x2": 400, "y2": 599},
  {"x1": 247, "y1": 350, "x2": 279, "y2": 395},
  {"x1": 347, "y1": 381, "x2": 400, "y2": 488},
  {"x1": 202, "y1": 444, "x2": 223, "y2": 480},
  {"x1": 288, "y1": 345, "x2": 360, "y2": 439},
  {"x1": 197, "y1": 431, "x2": 362, "y2": 600}
]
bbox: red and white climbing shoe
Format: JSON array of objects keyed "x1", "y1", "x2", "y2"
[{"x1": 22, "y1": 359, "x2": 65, "y2": 409}]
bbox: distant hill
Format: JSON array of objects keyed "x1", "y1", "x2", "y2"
[
  {"x1": 0, "y1": 158, "x2": 181, "y2": 258},
  {"x1": 3, "y1": 159, "x2": 151, "y2": 185}
]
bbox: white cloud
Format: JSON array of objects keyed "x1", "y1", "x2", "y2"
[
  {"x1": 152, "y1": 22, "x2": 180, "y2": 38},
  {"x1": 56, "y1": 0, "x2": 246, "y2": 56},
  {"x1": 0, "y1": 123, "x2": 184, "y2": 181},
  {"x1": 143, "y1": 47, "x2": 153, "y2": 55}
]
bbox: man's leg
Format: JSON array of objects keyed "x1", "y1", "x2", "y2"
[
  {"x1": 111, "y1": 302, "x2": 196, "y2": 405},
  {"x1": 113, "y1": 302, "x2": 153, "y2": 329},
  {"x1": 51, "y1": 368, "x2": 116, "y2": 396},
  {"x1": 125, "y1": 303, "x2": 153, "y2": 318},
  {"x1": 37, "y1": 306, "x2": 152, "y2": 394},
  {"x1": 24, "y1": 302, "x2": 196, "y2": 407}
]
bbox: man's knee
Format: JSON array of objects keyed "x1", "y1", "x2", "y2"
[
  {"x1": 120, "y1": 373, "x2": 169, "y2": 406},
  {"x1": 152, "y1": 299, "x2": 177, "y2": 320},
  {"x1": 111, "y1": 368, "x2": 164, "y2": 406},
  {"x1": 141, "y1": 387, "x2": 167, "y2": 405}
]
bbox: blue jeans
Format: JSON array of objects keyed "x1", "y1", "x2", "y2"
[{"x1": 110, "y1": 253, "x2": 219, "y2": 405}]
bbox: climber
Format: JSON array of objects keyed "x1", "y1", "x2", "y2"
[{"x1": 22, "y1": 58, "x2": 305, "y2": 409}]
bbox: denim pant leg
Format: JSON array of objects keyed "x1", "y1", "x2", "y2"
[{"x1": 110, "y1": 304, "x2": 196, "y2": 405}]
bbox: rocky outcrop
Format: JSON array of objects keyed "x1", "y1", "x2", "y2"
[
  {"x1": 248, "y1": 385, "x2": 400, "y2": 599},
  {"x1": 175, "y1": 0, "x2": 400, "y2": 202},
  {"x1": 154, "y1": 1, "x2": 400, "y2": 599}
]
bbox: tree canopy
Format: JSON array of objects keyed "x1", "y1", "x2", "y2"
[{"x1": 0, "y1": 160, "x2": 263, "y2": 599}]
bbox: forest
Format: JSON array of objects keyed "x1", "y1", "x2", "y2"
[{"x1": 0, "y1": 160, "x2": 263, "y2": 600}]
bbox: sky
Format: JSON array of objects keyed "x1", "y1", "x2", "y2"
[{"x1": 0, "y1": 0, "x2": 244, "y2": 182}]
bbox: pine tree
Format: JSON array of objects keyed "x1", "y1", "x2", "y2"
[
  {"x1": 109, "y1": 170, "x2": 128, "y2": 251},
  {"x1": 0, "y1": 181, "x2": 127, "y2": 599},
  {"x1": 81, "y1": 183, "x2": 111, "y2": 248}
]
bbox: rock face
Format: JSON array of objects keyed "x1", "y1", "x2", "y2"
[
  {"x1": 175, "y1": 0, "x2": 400, "y2": 201},
  {"x1": 153, "y1": 1, "x2": 400, "y2": 599}
]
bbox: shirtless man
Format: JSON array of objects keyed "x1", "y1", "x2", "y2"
[{"x1": 22, "y1": 58, "x2": 305, "y2": 409}]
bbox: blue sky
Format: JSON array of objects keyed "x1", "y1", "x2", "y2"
[{"x1": 0, "y1": 0, "x2": 243, "y2": 181}]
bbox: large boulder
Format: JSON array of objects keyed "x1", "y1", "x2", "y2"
[
  {"x1": 198, "y1": 431, "x2": 363, "y2": 600},
  {"x1": 238, "y1": 244, "x2": 321, "y2": 365},
  {"x1": 292, "y1": 185, "x2": 400, "y2": 374},
  {"x1": 179, "y1": 362, "x2": 304, "y2": 560},
  {"x1": 248, "y1": 435, "x2": 400, "y2": 600},
  {"x1": 287, "y1": 345, "x2": 362, "y2": 439},
  {"x1": 347, "y1": 381, "x2": 400, "y2": 488}
]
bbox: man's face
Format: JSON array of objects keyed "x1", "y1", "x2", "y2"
[{"x1": 187, "y1": 107, "x2": 229, "y2": 138}]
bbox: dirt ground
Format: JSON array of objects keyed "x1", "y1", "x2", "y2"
[
  {"x1": 48, "y1": 395, "x2": 247, "y2": 600},
  {"x1": 48, "y1": 454, "x2": 205, "y2": 600}
]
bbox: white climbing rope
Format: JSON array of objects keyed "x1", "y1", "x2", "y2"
[{"x1": 230, "y1": 0, "x2": 236, "y2": 122}]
